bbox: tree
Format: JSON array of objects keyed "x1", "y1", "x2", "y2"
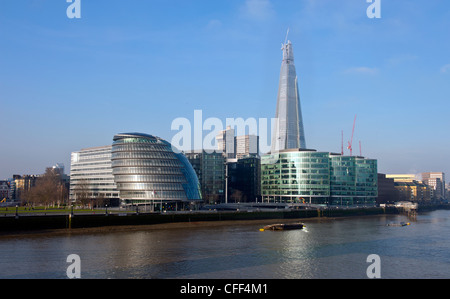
[
  {"x1": 22, "y1": 168, "x2": 67, "y2": 208},
  {"x1": 73, "y1": 179, "x2": 91, "y2": 208}
]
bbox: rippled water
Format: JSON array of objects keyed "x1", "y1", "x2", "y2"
[{"x1": 1, "y1": 210, "x2": 450, "y2": 279}]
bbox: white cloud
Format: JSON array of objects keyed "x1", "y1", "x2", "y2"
[
  {"x1": 441, "y1": 64, "x2": 450, "y2": 74},
  {"x1": 343, "y1": 67, "x2": 378, "y2": 75},
  {"x1": 240, "y1": 0, "x2": 274, "y2": 21}
]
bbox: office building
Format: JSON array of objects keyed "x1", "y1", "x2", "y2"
[
  {"x1": 216, "y1": 126, "x2": 235, "y2": 160},
  {"x1": 185, "y1": 150, "x2": 225, "y2": 204},
  {"x1": 70, "y1": 146, "x2": 120, "y2": 206},
  {"x1": 261, "y1": 149, "x2": 377, "y2": 206},
  {"x1": 228, "y1": 155, "x2": 261, "y2": 202},
  {"x1": 377, "y1": 174, "x2": 399, "y2": 204},
  {"x1": 421, "y1": 172, "x2": 446, "y2": 201},
  {"x1": 271, "y1": 39, "x2": 306, "y2": 153},
  {"x1": 235, "y1": 135, "x2": 259, "y2": 159}
]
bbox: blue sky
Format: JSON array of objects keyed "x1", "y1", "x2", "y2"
[{"x1": 0, "y1": 0, "x2": 449, "y2": 180}]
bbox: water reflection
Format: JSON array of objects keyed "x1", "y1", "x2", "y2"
[{"x1": 1, "y1": 211, "x2": 450, "y2": 279}]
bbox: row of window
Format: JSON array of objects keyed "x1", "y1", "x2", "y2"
[
  {"x1": 111, "y1": 151, "x2": 176, "y2": 160},
  {"x1": 114, "y1": 174, "x2": 187, "y2": 184},
  {"x1": 116, "y1": 182, "x2": 184, "y2": 191},
  {"x1": 112, "y1": 159, "x2": 182, "y2": 168}
]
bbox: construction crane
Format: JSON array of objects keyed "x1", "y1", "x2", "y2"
[
  {"x1": 347, "y1": 115, "x2": 357, "y2": 156},
  {"x1": 341, "y1": 130, "x2": 344, "y2": 155},
  {"x1": 359, "y1": 140, "x2": 362, "y2": 157}
]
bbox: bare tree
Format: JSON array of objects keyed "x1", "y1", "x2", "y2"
[
  {"x1": 73, "y1": 179, "x2": 91, "y2": 208},
  {"x1": 22, "y1": 168, "x2": 67, "y2": 208}
]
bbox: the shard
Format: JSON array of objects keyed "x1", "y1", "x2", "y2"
[{"x1": 271, "y1": 38, "x2": 307, "y2": 153}]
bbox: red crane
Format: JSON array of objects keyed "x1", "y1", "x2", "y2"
[{"x1": 347, "y1": 115, "x2": 357, "y2": 156}]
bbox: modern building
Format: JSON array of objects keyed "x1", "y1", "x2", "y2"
[
  {"x1": 216, "y1": 126, "x2": 235, "y2": 160},
  {"x1": 261, "y1": 149, "x2": 377, "y2": 206},
  {"x1": 70, "y1": 146, "x2": 120, "y2": 206},
  {"x1": 69, "y1": 133, "x2": 202, "y2": 209},
  {"x1": 377, "y1": 173, "x2": 399, "y2": 205},
  {"x1": 421, "y1": 172, "x2": 446, "y2": 201},
  {"x1": 271, "y1": 38, "x2": 306, "y2": 153},
  {"x1": 228, "y1": 155, "x2": 261, "y2": 203},
  {"x1": 235, "y1": 135, "x2": 259, "y2": 159},
  {"x1": 111, "y1": 133, "x2": 202, "y2": 209},
  {"x1": 185, "y1": 150, "x2": 225, "y2": 204}
]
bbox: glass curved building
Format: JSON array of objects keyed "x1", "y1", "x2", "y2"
[
  {"x1": 111, "y1": 133, "x2": 202, "y2": 207},
  {"x1": 261, "y1": 149, "x2": 377, "y2": 206}
]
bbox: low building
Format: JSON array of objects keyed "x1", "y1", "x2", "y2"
[{"x1": 261, "y1": 149, "x2": 378, "y2": 206}]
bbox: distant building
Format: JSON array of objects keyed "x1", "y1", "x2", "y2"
[
  {"x1": 0, "y1": 181, "x2": 9, "y2": 200},
  {"x1": 216, "y1": 126, "x2": 235, "y2": 160},
  {"x1": 235, "y1": 135, "x2": 259, "y2": 159},
  {"x1": 421, "y1": 172, "x2": 446, "y2": 201},
  {"x1": 377, "y1": 174, "x2": 399, "y2": 204},
  {"x1": 386, "y1": 174, "x2": 432, "y2": 203},
  {"x1": 11, "y1": 175, "x2": 38, "y2": 200}
]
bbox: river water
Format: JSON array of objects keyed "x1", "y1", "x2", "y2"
[{"x1": 1, "y1": 210, "x2": 450, "y2": 279}]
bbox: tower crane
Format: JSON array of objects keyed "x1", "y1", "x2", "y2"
[{"x1": 347, "y1": 115, "x2": 357, "y2": 156}]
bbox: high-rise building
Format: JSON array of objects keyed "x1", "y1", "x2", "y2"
[
  {"x1": 421, "y1": 172, "x2": 446, "y2": 201},
  {"x1": 216, "y1": 126, "x2": 235, "y2": 160},
  {"x1": 235, "y1": 135, "x2": 259, "y2": 159},
  {"x1": 185, "y1": 150, "x2": 225, "y2": 204},
  {"x1": 228, "y1": 156, "x2": 261, "y2": 203},
  {"x1": 271, "y1": 39, "x2": 306, "y2": 153}
]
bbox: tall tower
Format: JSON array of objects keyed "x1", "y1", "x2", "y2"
[{"x1": 271, "y1": 37, "x2": 307, "y2": 153}]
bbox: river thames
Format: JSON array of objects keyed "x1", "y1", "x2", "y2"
[{"x1": 1, "y1": 209, "x2": 450, "y2": 279}]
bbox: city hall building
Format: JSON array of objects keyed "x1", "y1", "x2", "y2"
[{"x1": 70, "y1": 133, "x2": 202, "y2": 209}]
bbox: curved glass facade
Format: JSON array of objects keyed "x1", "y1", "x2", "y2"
[
  {"x1": 261, "y1": 150, "x2": 330, "y2": 204},
  {"x1": 112, "y1": 133, "x2": 201, "y2": 205},
  {"x1": 261, "y1": 149, "x2": 377, "y2": 206}
]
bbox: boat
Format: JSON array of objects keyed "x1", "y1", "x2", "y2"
[
  {"x1": 261, "y1": 223, "x2": 304, "y2": 231},
  {"x1": 386, "y1": 222, "x2": 410, "y2": 227}
]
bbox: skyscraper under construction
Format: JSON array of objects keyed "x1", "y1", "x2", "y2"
[{"x1": 271, "y1": 38, "x2": 307, "y2": 153}]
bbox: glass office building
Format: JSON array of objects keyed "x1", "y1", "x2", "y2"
[
  {"x1": 111, "y1": 133, "x2": 202, "y2": 206},
  {"x1": 70, "y1": 146, "x2": 119, "y2": 205},
  {"x1": 261, "y1": 149, "x2": 377, "y2": 206}
]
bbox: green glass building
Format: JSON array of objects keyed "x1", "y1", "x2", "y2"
[{"x1": 261, "y1": 149, "x2": 377, "y2": 206}]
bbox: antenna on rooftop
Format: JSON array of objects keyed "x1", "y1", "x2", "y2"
[{"x1": 284, "y1": 28, "x2": 290, "y2": 45}]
